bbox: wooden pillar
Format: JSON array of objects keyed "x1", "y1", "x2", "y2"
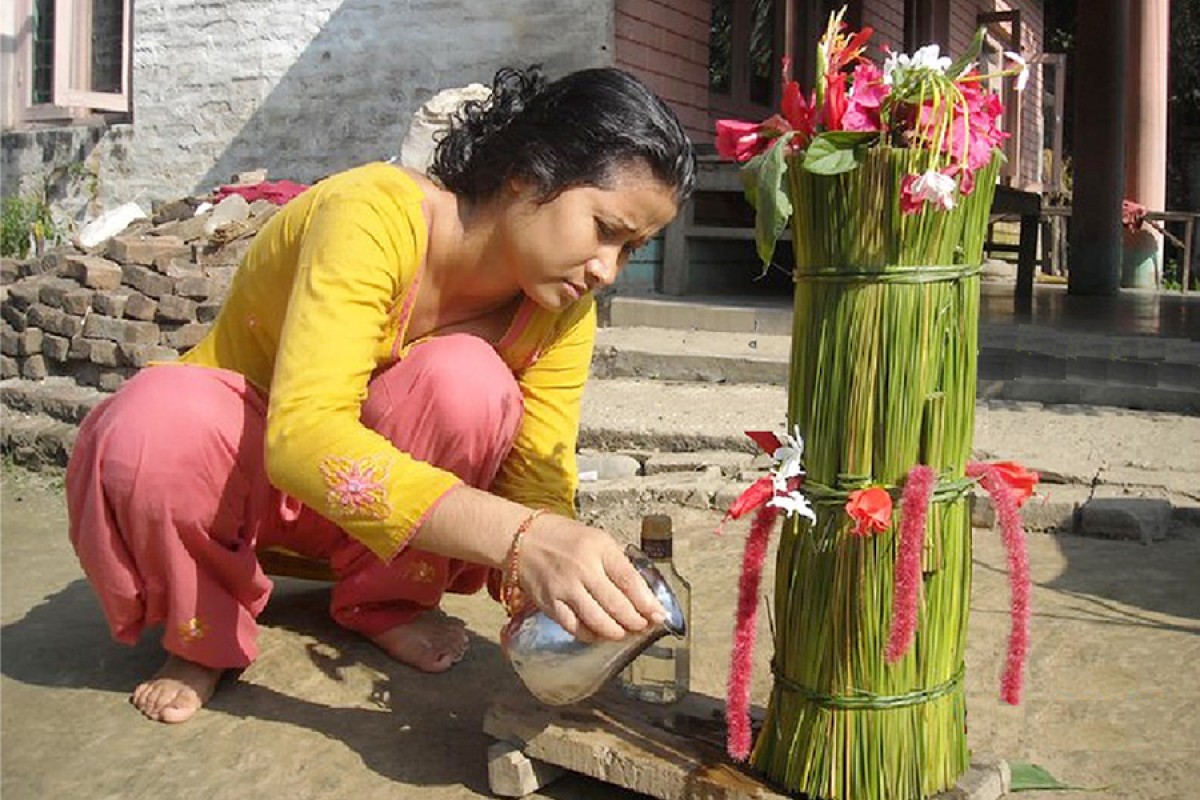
[
  {"x1": 1068, "y1": 0, "x2": 1129, "y2": 296},
  {"x1": 1124, "y1": 0, "x2": 1169, "y2": 212}
]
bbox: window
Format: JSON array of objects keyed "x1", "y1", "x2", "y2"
[
  {"x1": 709, "y1": 0, "x2": 783, "y2": 120},
  {"x1": 708, "y1": 0, "x2": 858, "y2": 124},
  {"x1": 5, "y1": 0, "x2": 131, "y2": 128},
  {"x1": 904, "y1": 0, "x2": 949, "y2": 53}
]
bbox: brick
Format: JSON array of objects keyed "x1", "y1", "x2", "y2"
[
  {"x1": 7, "y1": 280, "x2": 44, "y2": 310},
  {"x1": 107, "y1": 234, "x2": 190, "y2": 267},
  {"x1": 98, "y1": 369, "x2": 131, "y2": 392},
  {"x1": 487, "y1": 741, "x2": 564, "y2": 797},
  {"x1": 62, "y1": 288, "x2": 95, "y2": 316},
  {"x1": 0, "y1": 258, "x2": 19, "y2": 284},
  {"x1": 38, "y1": 277, "x2": 83, "y2": 309},
  {"x1": 88, "y1": 339, "x2": 121, "y2": 367},
  {"x1": 175, "y1": 276, "x2": 216, "y2": 298},
  {"x1": 120, "y1": 263, "x2": 174, "y2": 299},
  {"x1": 72, "y1": 362, "x2": 101, "y2": 388},
  {"x1": 82, "y1": 314, "x2": 160, "y2": 345},
  {"x1": 2, "y1": 303, "x2": 27, "y2": 331},
  {"x1": 153, "y1": 214, "x2": 209, "y2": 243},
  {"x1": 42, "y1": 333, "x2": 71, "y2": 362},
  {"x1": 68, "y1": 337, "x2": 92, "y2": 360},
  {"x1": 161, "y1": 322, "x2": 209, "y2": 350},
  {"x1": 164, "y1": 259, "x2": 203, "y2": 279},
  {"x1": 123, "y1": 292, "x2": 158, "y2": 321},
  {"x1": 196, "y1": 239, "x2": 251, "y2": 269},
  {"x1": 152, "y1": 198, "x2": 197, "y2": 224},
  {"x1": 155, "y1": 294, "x2": 197, "y2": 323},
  {"x1": 196, "y1": 302, "x2": 223, "y2": 323},
  {"x1": 65, "y1": 254, "x2": 124, "y2": 291},
  {"x1": 1, "y1": 353, "x2": 17, "y2": 378},
  {"x1": 2, "y1": 326, "x2": 44, "y2": 356},
  {"x1": 118, "y1": 342, "x2": 178, "y2": 368},
  {"x1": 21, "y1": 354, "x2": 48, "y2": 380},
  {"x1": 92, "y1": 289, "x2": 132, "y2": 318},
  {"x1": 27, "y1": 304, "x2": 85, "y2": 338}
]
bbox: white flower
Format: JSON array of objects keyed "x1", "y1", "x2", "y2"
[
  {"x1": 883, "y1": 44, "x2": 952, "y2": 85},
  {"x1": 767, "y1": 490, "x2": 817, "y2": 524},
  {"x1": 1003, "y1": 51, "x2": 1029, "y2": 92},
  {"x1": 771, "y1": 424, "x2": 806, "y2": 471},
  {"x1": 911, "y1": 169, "x2": 957, "y2": 210}
]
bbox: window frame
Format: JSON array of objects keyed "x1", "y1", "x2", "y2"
[
  {"x1": 8, "y1": 0, "x2": 131, "y2": 128},
  {"x1": 977, "y1": 9, "x2": 1023, "y2": 185}
]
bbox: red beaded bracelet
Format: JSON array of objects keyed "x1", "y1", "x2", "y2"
[{"x1": 500, "y1": 508, "x2": 547, "y2": 616}]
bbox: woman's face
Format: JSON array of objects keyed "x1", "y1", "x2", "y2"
[{"x1": 498, "y1": 163, "x2": 679, "y2": 311}]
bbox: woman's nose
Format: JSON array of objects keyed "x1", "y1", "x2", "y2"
[{"x1": 585, "y1": 253, "x2": 620, "y2": 290}]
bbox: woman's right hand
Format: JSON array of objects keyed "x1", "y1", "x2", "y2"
[{"x1": 516, "y1": 514, "x2": 668, "y2": 641}]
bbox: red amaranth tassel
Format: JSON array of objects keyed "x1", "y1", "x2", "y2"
[
  {"x1": 726, "y1": 504, "x2": 780, "y2": 761},
  {"x1": 968, "y1": 461, "x2": 1032, "y2": 704},
  {"x1": 885, "y1": 465, "x2": 935, "y2": 663}
]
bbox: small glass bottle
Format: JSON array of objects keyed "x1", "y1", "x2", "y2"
[{"x1": 619, "y1": 514, "x2": 691, "y2": 704}]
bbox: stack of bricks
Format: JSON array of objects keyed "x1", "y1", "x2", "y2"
[{"x1": 1, "y1": 199, "x2": 276, "y2": 393}]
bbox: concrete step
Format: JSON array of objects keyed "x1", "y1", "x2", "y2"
[{"x1": 595, "y1": 320, "x2": 1200, "y2": 413}]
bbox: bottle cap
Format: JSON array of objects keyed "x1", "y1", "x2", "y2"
[{"x1": 641, "y1": 514, "x2": 673, "y2": 541}]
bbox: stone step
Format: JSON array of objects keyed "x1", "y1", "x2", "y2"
[
  {"x1": 1, "y1": 408, "x2": 77, "y2": 471},
  {"x1": 594, "y1": 325, "x2": 1200, "y2": 413},
  {"x1": 1, "y1": 376, "x2": 107, "y2": 425}
]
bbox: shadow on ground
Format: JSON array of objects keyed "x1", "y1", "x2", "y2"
[{"x1": 0, "y1": 575, "x2": 521, "y2": 792}]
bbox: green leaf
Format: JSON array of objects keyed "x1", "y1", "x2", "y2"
[
  {"x1": 800, "y1": 131, "x2": 875, "y2": 176},
  {"x1": 739, "y1": 151, "x2": 768, "y2": 211},
  {"x1": 752, "y1": 134, "x2": 794, "y2": 266},
  {"x1": 1008, "y1": 762, "x2": 1110, "y2": 792},
  {"x1": 948, "y1": 26, "x2": 986, "y2": 78},
  {"x1": 1010, "y1": 763, "x2": 1071, "y2": 791}
]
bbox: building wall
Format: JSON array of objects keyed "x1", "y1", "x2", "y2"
[
  {"x1": 614, "y1": 0, "x2": 711, "y2": 141},
  {"x1": 3, "y1": 0, "x2": 613, "y2": 224}
]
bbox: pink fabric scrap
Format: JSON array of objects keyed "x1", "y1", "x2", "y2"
[{"x1": 214, "y1": 179, "x2": 309, "y2": 206}]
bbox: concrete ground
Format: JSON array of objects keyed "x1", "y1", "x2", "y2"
[{"x1": 3, "y1": 457, "x2": 1198, "y2": 800}]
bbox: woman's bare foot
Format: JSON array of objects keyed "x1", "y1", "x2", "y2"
[
  {"x1": 130, "y1": 655, "x2": 223, "y2": 724},
  {"x1": 369, "y1": 612, "x2": 469, "y2": 673}
]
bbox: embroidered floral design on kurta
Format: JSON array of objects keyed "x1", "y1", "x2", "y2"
[
  {"x1": 319, "y1": 454, "x2": 393, "y2": 519},
  {"x1": 178, "y1": 617, "x2": 209, "y2": 643}
]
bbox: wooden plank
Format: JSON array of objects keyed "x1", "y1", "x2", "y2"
[
  {"x1": 484, "y1": 687, "x2": 785, "y2": 800},
  {"x1": 485, "y1": 686, "x2": 1011, "y2": 800}
]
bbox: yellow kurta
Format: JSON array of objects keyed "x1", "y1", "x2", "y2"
[{"x1": 180, "y1": 162, "x2": 593, "y2": 561}]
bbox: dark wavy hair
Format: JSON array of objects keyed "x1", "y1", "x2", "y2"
[{"x1": 429, "y1": 66, "x2": 695, "y2": 206}]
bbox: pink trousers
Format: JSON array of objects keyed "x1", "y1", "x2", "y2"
[{"x1": 66, "y1": 334, "x2": 523, "y2": 669}]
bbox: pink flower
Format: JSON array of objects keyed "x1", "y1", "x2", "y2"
[
  {"x1": 726, "y1": 504, "x2": 781, "y2": 761},
  {"x1": 715, "y1": 115, "x2": 794, "y2": 162},
  {"x1": 885, "y1": 465, "x2": 935, "y2": 663},
  {"x1": 715, "y1": 119, "x2": 769, "y2": 162},
  {"x1": 846, "y1": 486, "x2": 893, "y2": 536},
  {"x1": 968, "y1": 460, "x2": 1033, "y2": 705},
  {"x1": 842, "y1": 61, "x2": 888, "y2": 132}
]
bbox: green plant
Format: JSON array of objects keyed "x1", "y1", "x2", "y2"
[{"x1": 1, "y1": 194, "x2": 65, "y2": 259}]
